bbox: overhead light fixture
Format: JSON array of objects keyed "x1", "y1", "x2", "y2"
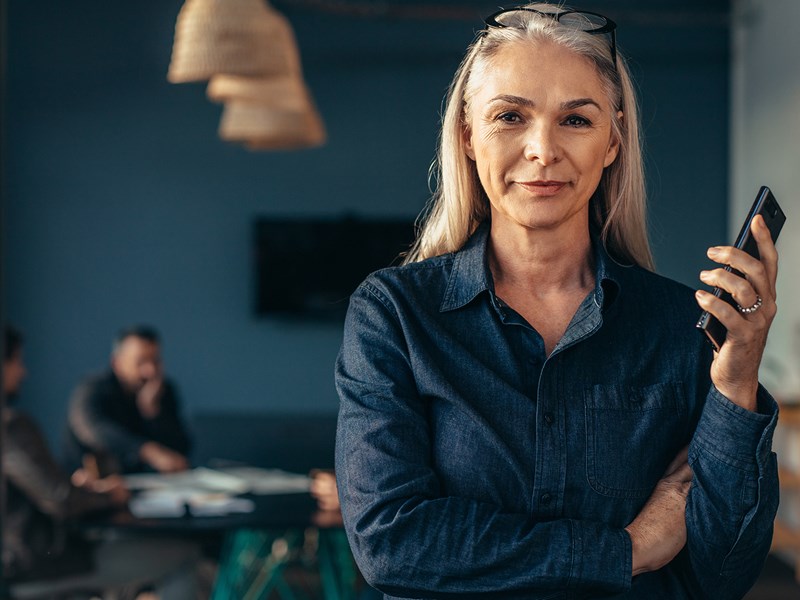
[
  {"x1": 167, "y1": 0, "x2": 325, "y2": 150},
  {"x1": 168, "y1": 0, "x2": 296, "y2": 82},
  {"x1": 208, "y1": 74, "x2": 325, "y2": 149}
]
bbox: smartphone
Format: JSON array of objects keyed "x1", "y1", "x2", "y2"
[{"x1": 696, "y1": 186, "x2": 785, "y2": 351}]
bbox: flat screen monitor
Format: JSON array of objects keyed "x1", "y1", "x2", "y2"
[{"x1": 254, "y1": 216, "x2": 417, "y2": 318}]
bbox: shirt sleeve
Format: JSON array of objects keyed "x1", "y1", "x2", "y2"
[
  {"x1": 335, "y1": 282, "x2": 632, "y2": 598},
  {"x1": 68, "y1": 378, "x2": 147, "y2": 468},
  {"x1": 684, "y1": 384, "x2": 779, "y2": 599},
  {"x1": 4, "y1": 412, "x2": 115, "y2": 518}
]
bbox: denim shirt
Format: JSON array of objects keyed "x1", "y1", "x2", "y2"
[{"x1": 335, "y1": 223, "x2": 778, "y2": 600}]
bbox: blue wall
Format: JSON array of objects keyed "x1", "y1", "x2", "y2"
[{"x1": 3, "y1": 1, "x2": 730, "y2": 448}]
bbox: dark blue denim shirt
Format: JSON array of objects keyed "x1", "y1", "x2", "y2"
[{"x1": 335, "y1": 223, "x2": 778, "y2": 600}]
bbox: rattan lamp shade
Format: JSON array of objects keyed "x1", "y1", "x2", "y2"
[
  {"x1": 206, "y1": 74, "x2": 308, "y2": 109},
  {"x1": 218, "y1": 98, "x2": 326, "y2": 150},
  {"x1": 167, "y1": 0, "x2": 299, "y2": 83}
]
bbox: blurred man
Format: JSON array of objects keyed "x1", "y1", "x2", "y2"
[
  {"x1": 65, "y1": 325, "x2": 191, "y2": 475},
  {"x1": 3, "y1": 325, "x2": 199, "y2": 596},
  {"x1": 2, "y1": 325, "x2": 128, "y2": 580}
]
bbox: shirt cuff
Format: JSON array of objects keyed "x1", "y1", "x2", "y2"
[
  {"x1": 568, "y1": 520, "x2": 631, "y2": 592},
  {"x1": 691, "y1": 384, "x2": 778, "y2": 471}
]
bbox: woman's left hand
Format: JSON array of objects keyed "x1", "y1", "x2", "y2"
[{"x1": 695, "y1": 215, "x2": 778, "y2": 411}]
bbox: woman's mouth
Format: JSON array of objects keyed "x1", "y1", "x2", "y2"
[{"x1": 516, "y1": 181, "x2": 567, "y2": 197}]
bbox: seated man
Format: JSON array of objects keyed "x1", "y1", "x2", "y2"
[
  {"x1": 3, "y1": 325, "x2": 198, "y2": 596},
  {"x1": 65, "y1": 325, "x2": 191, "y2": 475}
]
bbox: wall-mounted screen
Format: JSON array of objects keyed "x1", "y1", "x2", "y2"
[{"x1": 254, "y1": 216, "x2": 417, "y2": 318}]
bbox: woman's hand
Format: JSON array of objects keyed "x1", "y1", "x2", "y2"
[
  {"x1": 695, "y1": 215, "x2": 779, "y2": 411},
  {"x1": 625, "y1": 448, "x2": 692, "y2": 576}
]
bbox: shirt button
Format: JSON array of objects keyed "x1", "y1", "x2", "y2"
[
  {"x1": 543, "y1": 412, "x2": 554, "y2": 425},
  {"x1": 540, "y1": 493, "x2": 552, "y2": 506}
]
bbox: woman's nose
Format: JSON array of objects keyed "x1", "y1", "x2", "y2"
[{"x1": 523, "y1": 124, "x2": 560, "y2": 165}]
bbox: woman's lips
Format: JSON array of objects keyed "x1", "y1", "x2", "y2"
[{"x1": 516, "y1": 181, "x2": 566, "y2": 196}]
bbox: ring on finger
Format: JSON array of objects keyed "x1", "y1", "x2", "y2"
[{"x1": 736, "y1": 295, "x2": 763, "y2": 314}]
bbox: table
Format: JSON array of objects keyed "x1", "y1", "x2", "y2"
[
  {"x1": 82, "y1": 492, "x2": 321, "y2": 534},
  {"x1": 80, "y1": 481, "x2": 358, "y2": 599}
]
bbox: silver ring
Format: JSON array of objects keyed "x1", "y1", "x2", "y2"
[{"x1": 737, "y1": 295, "x2": 763, "y2": 314}]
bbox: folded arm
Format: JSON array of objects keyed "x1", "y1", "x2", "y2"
[{"x1": 335, "y1": 284, "x2": 632, "y2": 597}]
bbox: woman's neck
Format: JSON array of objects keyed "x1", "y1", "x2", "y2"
[{"x1": 488, "y1": 221, "x2": 595, "y2": 295}]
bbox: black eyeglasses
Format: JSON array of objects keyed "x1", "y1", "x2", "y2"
[{"x1": 483, "y1": 7, "x2": 617, "y2": 68}]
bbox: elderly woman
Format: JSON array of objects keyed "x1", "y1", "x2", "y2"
[{"x1": 335, "y1": 3, "x2": 779, "y2": 599}]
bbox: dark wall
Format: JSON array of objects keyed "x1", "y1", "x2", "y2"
[{"x1": 3, "y1": 1, "x2": 730, "y2": 448}]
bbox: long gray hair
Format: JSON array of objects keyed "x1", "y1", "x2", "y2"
[{"x1": 404, "y1": 2, "x2": 653, "y2": 269}]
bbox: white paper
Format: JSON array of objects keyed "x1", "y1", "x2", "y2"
[{"x1": 123, "y1": 466, "x2": 309, "y2": 518}]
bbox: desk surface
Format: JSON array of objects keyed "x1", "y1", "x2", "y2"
[
  {"x1": 81, "y1": 495, "x2": 347, "y2": 542},
  {"x1": 82, "y1": 492, "x2": 327, "y2": 535},
  {"x1": 81, "y1": 466, "x2": 344, "y2": 535}
]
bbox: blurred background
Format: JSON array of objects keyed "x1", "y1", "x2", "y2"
[
  {"x1": 2, "y1": 0, "x2": 740, "y2": 440},
  {"x1": 3, "y1": 0, "x2": 800, "y2": 591}
]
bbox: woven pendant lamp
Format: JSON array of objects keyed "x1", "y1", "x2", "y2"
[
  {"x1": 167, "y1": 0, "x2": 299, "y2": 83},
  {"x1": 206, "y1": 74, "x2": 308, "y2": 108},
  {"x1": 220, "y1": 103, "x2": 326, "y2": 150},
  {"x1": 168, "y1": 0, "x2": 326, "y2": 149}
]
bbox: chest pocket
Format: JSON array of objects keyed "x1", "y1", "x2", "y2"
[{"x1": 584, "y1": 382, "x2": 686, "y2": 499}]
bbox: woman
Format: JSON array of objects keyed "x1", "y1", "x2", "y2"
[{"x1": 335, "y1": 4, "x2": 779, "y2": 599}]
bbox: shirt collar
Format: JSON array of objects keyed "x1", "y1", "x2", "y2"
[
  {"x1": 440, "y1": 222, "x2": 493, "y2": 312},
  {"x1": 440, "y1": 221, "x2": 629, "y2": 313}
]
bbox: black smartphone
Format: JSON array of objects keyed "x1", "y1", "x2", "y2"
[{"x1": 696, "y1": 186, "x2": 786, "y2": 351}]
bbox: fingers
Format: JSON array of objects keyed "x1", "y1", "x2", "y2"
[
  {"x1": 699, "y1": 267, "x2": 760, "y2": 310},
  {"x1": 668, "y1": 462, "x2": 693, "y2": 486},
  {"x1": 752, "y1": 215, "x2": 779, "y2": 297},
  {"x1": 703, "y1": 214, "x2": 778, "y2": 304},
  {"x1": 662, "y1": 446, "x2": 689, "y2": 477},
  {"x1": 696, "y1": 216, "x2": 779, "y2": 342},
  {"x1": 71, "y1": 468, "x2": 90, "y2": 487}
]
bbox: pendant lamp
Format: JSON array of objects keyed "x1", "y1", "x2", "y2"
[
  {"x1": 168, "y1": 0, "x2": 297, "y2": 83},
  {"x1": 208, "y1": 74, "x2": 326, "y2": 149},
  {"x1": 167, "y1": 0, "x2": 326, "y2": 150}
]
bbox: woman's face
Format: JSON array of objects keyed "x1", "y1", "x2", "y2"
[{"x1": 464, "y1": 40, "x2": 620, "y2": 235}]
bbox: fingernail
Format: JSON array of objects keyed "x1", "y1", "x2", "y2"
[
  {"x1": 707, "y1": 247, "x2": 720, "y2": 257},
  {"x1": 696, "y1": 290, "x2": 707, "y2": 300},
  {"x1": 699, "y1": 270, "x2": 709, "y2": 280}
]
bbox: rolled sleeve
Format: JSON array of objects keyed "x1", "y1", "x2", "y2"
[
  {"x1": 685, "y1": 384, "x2": 779, "y2": 599},
  {"x1": 691, "y1": 385, "x2": 777, "y2": 471}
]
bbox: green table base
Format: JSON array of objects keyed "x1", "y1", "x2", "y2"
[{"x1": 211, "y1": 528, "x2": 357, "y2": 600}]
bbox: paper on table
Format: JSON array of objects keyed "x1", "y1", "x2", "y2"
[
  {"x1": 129, "y1": 491, "x2": 186, "y2": 518},
  {"x1": 213, "y1": 467, "x2": 311, "y2": 495},
  {"x1": 123, "y1": 467, "x2": 250, "y2": 494},
  {"x1": 128, "y1": 489, "x2": 256, "y2": 519},
  {"x1": 187, "y1": 494, "x2": 255, "y2": 517},
  {"x1": 123, "y1": 466, "x2": 309, "y2": 518}
]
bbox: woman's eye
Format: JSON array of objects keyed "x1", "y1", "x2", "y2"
[
  {"x1": 564, "y1": 115, "x2": 591, "y2": 127},
  {"x1": 497, "y1": 112, "x2": 522, "y2": 124}
]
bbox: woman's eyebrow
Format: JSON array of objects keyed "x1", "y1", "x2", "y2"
[
  {"x1": 561, "y1": 98, "x2": 602, "y2": 111},
  {"x1": 488, "y1": 94, "x2": 535, "y2": 108},
  {"x1": 487, "y1": 95, "x2": 603, "y2": 112}
]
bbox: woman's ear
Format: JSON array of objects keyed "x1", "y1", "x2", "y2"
[
  {"x1": 462, "y1": 121, "x2": 476, "y2": 161},
  {"x1": 603, "y1": 110, "x2": 623, "y2": 168}
]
